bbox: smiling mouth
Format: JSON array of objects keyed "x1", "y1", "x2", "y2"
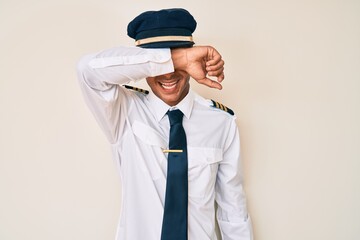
[{"x1": 159, "y1": 80, "x2": 178, "y2": 90}]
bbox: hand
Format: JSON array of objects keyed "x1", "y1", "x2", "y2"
[{"x1": 171, "y1": 46, "x2": 225, "y2": 90}]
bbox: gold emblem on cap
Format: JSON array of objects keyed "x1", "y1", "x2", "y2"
[{"x1": 135, "y1": 36, "x2": 194, "y2": 46}]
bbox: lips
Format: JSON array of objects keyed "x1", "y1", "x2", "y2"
[{"x1": 159, "y1": 80, "x2": 178, "y2": 90}]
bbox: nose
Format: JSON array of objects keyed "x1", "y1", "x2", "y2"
[{"x1": 158, "y1": 72, "x2": 175, "y2": 81}]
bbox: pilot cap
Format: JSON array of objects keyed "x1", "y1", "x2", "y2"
[{"x1": 127, "y1": 8, "x2": 197, "y2": 48}]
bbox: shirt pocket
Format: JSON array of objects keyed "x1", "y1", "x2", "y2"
[
  {"x1": 132, "y1": 120, "x2": 167, "y2": 148},
  {"x1": 131, "y1": 120, "x2": 167, "y2": 180},
  {"x1": 187, "y1": 147, "x2": 223, "y2": 198}
]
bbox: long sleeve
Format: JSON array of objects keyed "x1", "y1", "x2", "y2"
[
  {"x1": 76, "y1": 46, "x2": 174, "y2": 143},
  {"x1": 216, "y1": 119, "x2": 253, "y2": 240}
]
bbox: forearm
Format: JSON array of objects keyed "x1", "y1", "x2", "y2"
[
  {"x1": 77, "y1": 46, "x2": 174, "y2": 91},
  {"x1": 170, "y1": 48, "x2": 188, "y2": 71}
]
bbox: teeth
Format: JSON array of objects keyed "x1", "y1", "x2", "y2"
[
  {"x1": 163, "y1": 85, "x2": 176, "y2": 89},
  {"x1": 161, "y1": 81, "x2": 177, "y2": 90}
]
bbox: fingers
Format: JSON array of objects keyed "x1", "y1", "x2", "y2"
[
  {"x1": 206, "y1": 48, "x2": 222, "y2": 66},
  {"x1": 185, "y1": 46, "x2": 225, "y2": 89},
  {"x1": 216, "y1": 72, "x2": 225, "y2": 82},
  {"x1": 206, "y1": 59, "x2": 224, "y2": 71},
  {"x1": 207, "y1": 66, "x2": 224, "y2": 80},
  {"x1": 205, "y1": 48, "x2": 225, "y2": 82},
  {"x1": 196, "y1": 77, "x2": 223, "y2": 90}
]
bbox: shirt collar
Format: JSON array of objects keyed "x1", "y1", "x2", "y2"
[{"x1": 147, "y1": 89, "x2": 195, "y2": 122}]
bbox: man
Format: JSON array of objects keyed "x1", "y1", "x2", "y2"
[{"x1": 77, "y1": 8, "x2": 253, "y2": 240}]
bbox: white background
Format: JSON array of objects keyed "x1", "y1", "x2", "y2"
[{"x1": 1, "y1": 0, "x2": 359, "y2": 239}]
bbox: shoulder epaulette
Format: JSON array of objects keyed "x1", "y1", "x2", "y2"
[
  {"x1": 211, "y1": 99, "x2": 234, "y2": 116},
  {"x1": 123, "y1": 85, "x2": 149, "y2": 95}
]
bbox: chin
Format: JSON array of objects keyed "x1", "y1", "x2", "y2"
[{"x1": 160, "y1": 95, "x2": 181, "y2": 106}]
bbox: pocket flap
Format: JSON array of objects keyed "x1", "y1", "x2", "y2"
[
  {"x1": 188, "y1": 147, "x2": 223, "y2": 166},
  {"x1": 132, "y1": 120, "x2": 167, "y2": 148}
]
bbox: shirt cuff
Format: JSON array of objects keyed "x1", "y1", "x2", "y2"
[
  {"x1": 218, "y1": 215, "x2": 253, "y2": 240},
  {"x1": 146, "y1": 48, "x2": 174, "y2": 76}
]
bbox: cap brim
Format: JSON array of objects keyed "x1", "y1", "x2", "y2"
[{"x1": 138, "y1": 41, "x2": 194, "y2": 49}]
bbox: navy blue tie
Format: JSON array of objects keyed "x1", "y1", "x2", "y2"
[{"x1": 161, "y1": 109, "x2": 188, "y2": 240}]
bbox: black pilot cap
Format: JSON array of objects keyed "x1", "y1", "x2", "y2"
[{"x1": 127, "y1": 8, "x2": 197, "y2": 48}]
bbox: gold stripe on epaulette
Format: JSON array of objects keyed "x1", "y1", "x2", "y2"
[
  {"x1": 220, "y1": 103, "x2": 225, "y2": 111},
  {"x1": 211, "y1": 99, "x2": 235, "y2": 116},
  {"x1": 123, "y1": 85, "x2": 149, "y2": 95}
]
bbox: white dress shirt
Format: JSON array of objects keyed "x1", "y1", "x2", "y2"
[{"x1": 77, "y1": 46, "x2": 253, "y2": 240}]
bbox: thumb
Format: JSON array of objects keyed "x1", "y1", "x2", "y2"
[{"x1": 196, "y1": 77, "x2": 223, "y2": 90}]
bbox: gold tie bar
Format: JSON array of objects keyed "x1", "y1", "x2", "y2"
[{"x1": 162, "y1": 149, "x2": 183, "y2": 153}]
